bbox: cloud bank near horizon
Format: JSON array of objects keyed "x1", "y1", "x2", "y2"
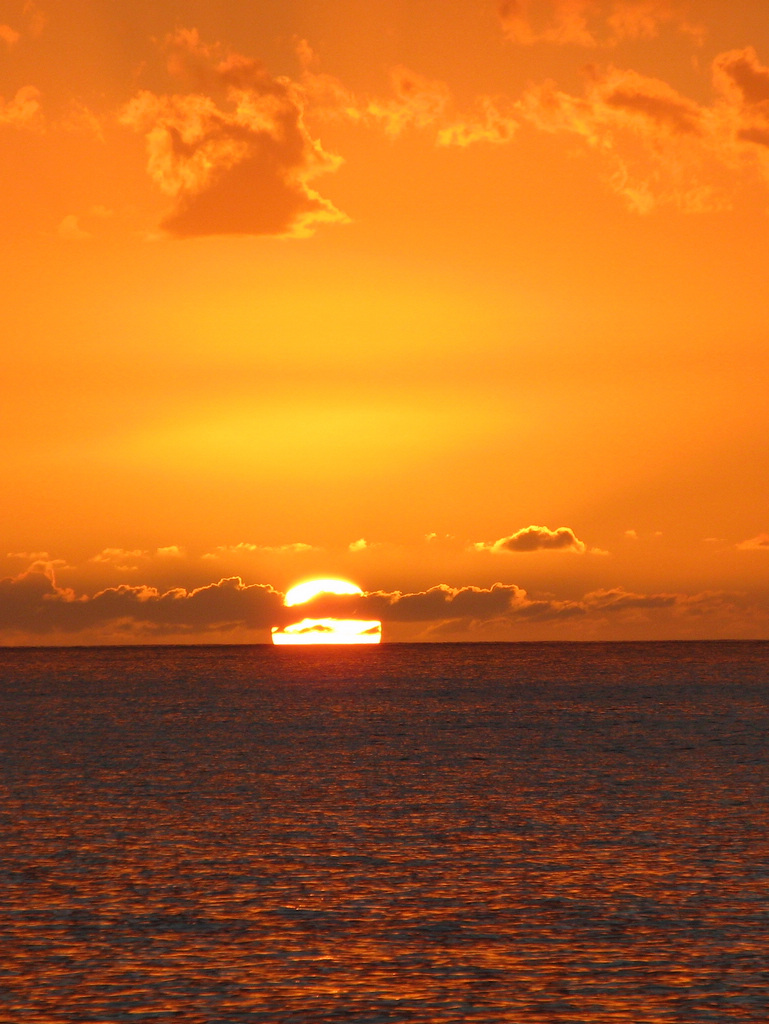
[{"x1": 0, "y1": 561, "x2": 748, "y2": 643}]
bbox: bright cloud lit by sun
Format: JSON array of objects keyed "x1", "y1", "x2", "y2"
[{"x1": 273, "y1": 578, "x2": 382, "y2": 644}]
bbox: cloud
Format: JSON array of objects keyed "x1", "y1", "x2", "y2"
[
  {"x1": 363, "y1": 66, "x2": 518, "y2": 148},
  {"x1": 0, "y1": 24, "x2": 20, "y2": 47},
  {"x1": 580, "y1": 587, "x2": 738, "y2": 621},
  {"x1": 0, "y1": 2, "x2": 45, "y2": 48},
  {"x1": 436, "y1": 96, "x2": 519, "y2": 147},
  {"x1": 156, "y1": 545, "x2": 183, "y2": 557},
  {"x1": 597, "y1": 67, "x2": 703, "y2": 135},
  {"x1": 713, "y1": 46, "x2": 769, "y2": 107},
  {"x1": 522, "y1": 63, "x2": 704, "y2": 137},
  {"x1": 517, "y1": 62, "x2": 740, "y2": 212},
  {"x1": 0, "y1": 564, "x2": 284, "y2": 636},
  {"x1": 20, "y1": 1, "x2": 45, "y2": 39},
  {"x1": 0, "y1": 564, "x2": 755, "y2": 642},
  {"x1": 736, "y1": 533, "x2": 769, "y2": 551},
  {"x1": 89, "y1": 548, "x2": 147, "y2": 570},
  {"x1": 120, "y1": 29, "x2": 348, "y2": 239},
  {"x1": 0, "y1": 569, "x2": 539, "y2": 637},
  {"x1": 289, "y1": 583, "x2": 528, "y2": 625},
  {"x1": 500, "y1": 0, "x2": 598, "y2": 46},
  {"x1": 117, "y1": 29, "x2": 769, "y2": 222},
  {"x1": 373, "y1": 583, "x2": 525, "y2": 622},
  {"x1": 88, "y1": 546, "x2": 184, "y2": 570},
  {"x1": 498, "y1": 0, "x2": 702, "y2": 48},
  {"x1": 204, "y1": 542, "x2": 316, "y2": 559},
  {"x1": 582, "y1": 586, "x2": 677, "y2": 611},
  {"x1": 55, "y1": 205, "x2": 113, "y2": 241},
  {"x1": 60, "y1": 100, "x2": 104, "y2": 140},
  {"x1": 298, "y1": 46, "x2": 518, "y2": 150},
  {"x1": 712, "y1": 47, "x2": 769, "y2": 170},
  {"x1": 346, "y1": 43, "x2": 769, "y2": 212},
  {"x1": 290, "y1": 582, "x2": 733, "y2": 630},
  {"x1": 0, "y1": 85, "x2": 42, "y2": 129},
  {"x1": 474, "y1": 525, "x2": 588, "y2": 553},
  {"x1": 366, "y1": 66, "x2": 452, "y2": 137},
  {"x1": 347, "y1": 538, "x2": 385, "y2": 553},
  {"x1": 57, "y1": 214, "x2": 91, "y2": 241},
  {"x1": 261, "y1": 543, "x2": 316, "y2": 554}
]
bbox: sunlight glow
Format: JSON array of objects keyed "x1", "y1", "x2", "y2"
[
  {"x1": 271, "y1": 618, "x2": 382, "y2": 645},
  {"x1": 284, "y1": 578, "x2": 363, "y2": 607},
  {"x1": 274, "y1": 577, "x2": 382, "y2": 644}
]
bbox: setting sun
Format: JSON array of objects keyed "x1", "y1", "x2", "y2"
[
  {"x1": 284, "y1": 578, "x2": 364, "y2": 607},
  {"x1": 273, "y1": 578, "x2": 382, "y2": 645}
]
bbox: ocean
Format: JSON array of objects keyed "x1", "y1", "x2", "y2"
[{"x1": 0, "y1": 641, "x2": 767, "y2": 1022}]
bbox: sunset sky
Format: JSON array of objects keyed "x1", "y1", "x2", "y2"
[{"x1": 2, "y1": 0, "x2": 768, "y2": 643}]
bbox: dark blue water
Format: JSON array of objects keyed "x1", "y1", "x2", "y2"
[{"x1": 0, "y1": 642, "x2": 767, "y2": 1021}]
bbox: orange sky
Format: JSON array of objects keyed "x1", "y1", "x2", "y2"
[{"x1": 2, "y1": 0, "x2": 769, "y2": 643}]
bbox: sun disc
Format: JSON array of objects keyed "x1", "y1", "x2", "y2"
[
  {"x1": 275, "y1": 578, "x2": 381, "y2": 645},
  {"x1": 283, "y1": 578, "x2": 363, "y2": 607}
]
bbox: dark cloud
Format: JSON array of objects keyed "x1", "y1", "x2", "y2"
[
  {"x1": 273, "y1": 583, "x2": 525, "y2": 624},
  {"x1": 0, "y1": 564, "x2": 283, "y2": 636},
  {"x1": 738, "y1": 126, "x2": 769, "y2": 147},
  {"x1": 582, "y1": 587, "x2": 677, "y2": 611},
  {"x1": 714, "y1": 47, "x2": 769, "y2": 106},
  {"x1": 370, "y1": 583, "x2": 525, "y2": 622},
  {"x1": 0, "y1": 571, "x2": 534, "y2": 636},
  {"x1": 713, "y1": 48, "x2": 769, "y2": 153},
  {"x1": 0, "y1": 566, "x2": 749, "y2": 642},
  {"x1": 475, "y1": 525, "x2": 587, "y2": 553},
  {"x1": 603, "y1": 84, "x2": 702, "y2": 134}
]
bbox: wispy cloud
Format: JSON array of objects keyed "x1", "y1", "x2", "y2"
[
  {"x1": 89, "y1": 548, "x2": 147, "y2": 571},
  {"x1": 366, "y1": 66, "x2": 452, "y2": 137},
  {"x1": 204, "y1": 542, "x2": 316, "y2": 559},
  {"x1": 498, "y1": 0, "x2": 702, "y2": 48},
  {"x1": 0, "y1": 85, "x2": 42, "y2": 129},
  {"x1": 57, "y1": 214, "x2": 92, "y2": 241},
  {"x1": 0, "y1": 1, "x2": 45, "y2": 48},
  {"x1": 0, "y1": 23, "x2": 20, "y2": 47},
  {"x1": 736, "y1": 533, "x2": 769, "y2": 552},
  {"x1": 121, "y1": 28, "x2": 348, "y2": 239}
]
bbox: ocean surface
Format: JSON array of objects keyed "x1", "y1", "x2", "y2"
[{"x1": 0, "y1": 641, "x2": 767, "y2": 1022}]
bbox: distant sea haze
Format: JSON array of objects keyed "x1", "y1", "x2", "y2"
[{"x1": 1, "y1": 641, "x2": 767, "y2": 1022}]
